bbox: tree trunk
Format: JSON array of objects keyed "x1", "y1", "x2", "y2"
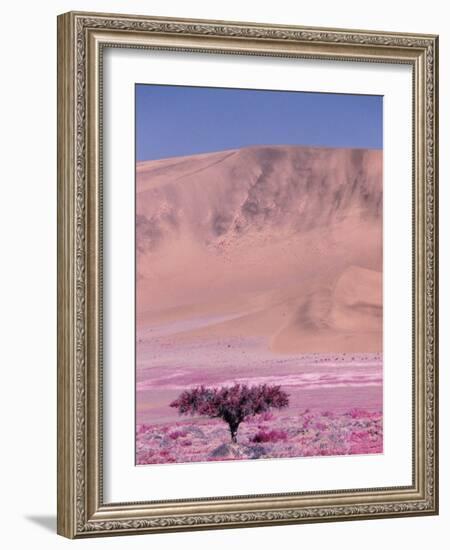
[{"x1": 229, "y1": 422, "x2": 239, "y2": 443}]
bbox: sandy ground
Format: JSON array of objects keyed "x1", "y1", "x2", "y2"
[{"x1": 136, "y1": 339, "x2": 382, "y2": 424}]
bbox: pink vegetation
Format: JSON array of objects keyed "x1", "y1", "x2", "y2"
[{"x1": 136, "y1": 408, "x2": 383, "y2": 465}]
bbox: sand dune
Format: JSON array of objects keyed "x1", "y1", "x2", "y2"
[
  {"x1": 271, "y1": 266, "x2": 382, "y2": 352},
  {"x1": 136, "y1": 145, "x2": 382, "y2": 353}
]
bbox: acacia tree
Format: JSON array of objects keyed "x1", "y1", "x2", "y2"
[{"x1": 170, "y1": 383, "x2": 289, "y2": 443}]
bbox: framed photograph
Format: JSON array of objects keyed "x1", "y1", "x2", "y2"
[{"x1": 57, "y1": 11, "x2": 439, "y2": 538}]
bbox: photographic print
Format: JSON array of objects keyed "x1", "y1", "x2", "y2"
[
  {"x1": 57, "y1": 13, "x2": 438, "y2": 537},
  {"x1": 135, "y1": 84, "x2": 383, "y2": 466}
]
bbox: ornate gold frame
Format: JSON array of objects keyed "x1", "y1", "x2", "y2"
[{"x1": 57, "y1": 11, "x2": 439, "y2": 538}]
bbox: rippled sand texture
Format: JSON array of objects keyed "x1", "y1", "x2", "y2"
[{"x1": 136, "y1": 145, "x2": 383, "y2": 463}]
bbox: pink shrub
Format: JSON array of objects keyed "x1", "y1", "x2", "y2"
[
  {"x1": 158, "y1": 450, "x2": 176, "y2": 463},
  {"x1": 301, "y1": 414, "x2": 314, "y2": 430},
  {"x1": 349, "y1": 408, "x2": 367, "y2": 419},
  {"x1": 348, "y1": 431, "x2": 368, "y2": 443},
  {"x1": 250, "y1": 429, "x2": 288, "y2": 443},
  {"x1": 168, "y1": 429, "x2": 187, "y2": 440},
  {"x1": 137, "y1": 424, "x2": 151, "y2": 435},
  {"x1": 136, "y1": 450, "x2": 154, "y2": 465}
]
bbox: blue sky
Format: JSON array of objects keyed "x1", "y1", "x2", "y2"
[{"x1": 136, "y1": 84, "x2": 382, "y2": 162}]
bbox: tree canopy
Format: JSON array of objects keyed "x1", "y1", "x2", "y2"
[{"x1": 170, "y1": 383, "x2": 289, "y2": 443}]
